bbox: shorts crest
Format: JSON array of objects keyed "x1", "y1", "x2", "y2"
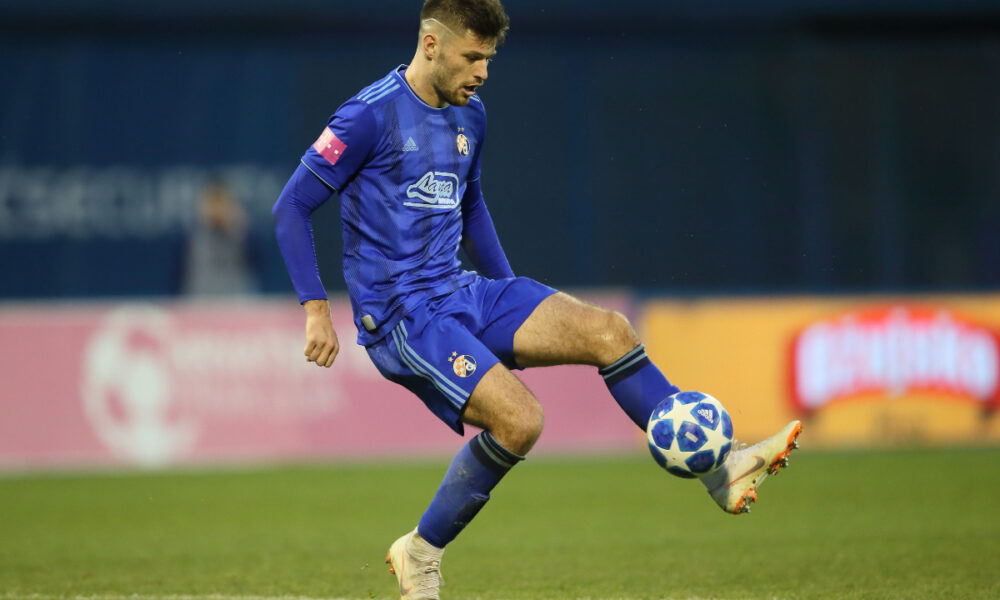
[{"x1": 449, "y1": 351, "x2": 477, "y2": 378}]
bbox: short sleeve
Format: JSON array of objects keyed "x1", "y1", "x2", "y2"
[{"x1": 301, "y1": 99, "x2": 379, "y2": 192}]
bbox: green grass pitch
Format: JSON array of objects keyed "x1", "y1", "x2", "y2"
[{"x1": 1, "y1": 447, "x2": 998, "y2": 599}]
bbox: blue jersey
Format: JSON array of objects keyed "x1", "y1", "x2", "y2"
[{"x1": 300, "y1": 66, "x2": 487, "y2": 345}]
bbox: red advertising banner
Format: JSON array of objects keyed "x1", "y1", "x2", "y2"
[
  {"x1": 641, "y1": 294, "x2": 1000, "y2": 447},
  {"x1": 790, "y1": 304, "x2": 1000, "y2": 413},
  {"x1": 0, "y1": 295, "x2": 640, "y2": 470}
]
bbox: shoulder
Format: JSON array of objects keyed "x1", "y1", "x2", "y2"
[
  {"x1": 467, "y1": 93, "x2": 486, "y2": 116},
  {"x1": 329, "y1": 70, "x2": 407, "y2": 127},
  {"x1": 351, "y1": 70, "x2": 407, "y2": 111},
  {"x1": 464, "y1": 94, "x2": 487, "y2": 129}
]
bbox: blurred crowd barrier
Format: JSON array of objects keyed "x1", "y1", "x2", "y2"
[
  {"x1": 2, "y1": 291, "x2": 998, "y2": 471},
  {"x1": 0, "y1": 293, "x2": 637, "y2": 470},
  {"x1": 641, "y1": 293, "x2": 1000, "y2": 447}
]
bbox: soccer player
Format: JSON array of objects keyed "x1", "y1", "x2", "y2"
[{"x1": 272, "y1": 1, "x2": 801, "y2": 597}]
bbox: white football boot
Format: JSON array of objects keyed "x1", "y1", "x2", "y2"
[
  {"x1": 386, "y1": 528, "x2": 445, "y2": 599},
  {"x1": 702, "y1": 420, "x2": 802, "y2": 515}
]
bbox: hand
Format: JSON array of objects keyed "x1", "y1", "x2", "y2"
[{"x1": 302, "y1": 299, "x2": 339, "y2": 368}]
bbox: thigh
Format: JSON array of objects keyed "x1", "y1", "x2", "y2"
[
  {"x1": 474, "y1": 276, "x2": 556, "y2": 368},
  {"x1": 512, "y1": 291, "x2": 640, "y2": 368},
  {"x1": 366, "y1": 314, "x2": 502, "y2": 435}
]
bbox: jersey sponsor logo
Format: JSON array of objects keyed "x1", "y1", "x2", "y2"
[
  {"x1": 404, "y1": 171, "x2": 460, "y2": 209},
  {"x1": 312, "y1": 127, "x2": 347, "y2": 166},
  {"x1": 449, "y1": 351, "x2": 477, "y2": 378},
  {"x1": 456, "y1": 134, "x2": 470, "y2": 156}
]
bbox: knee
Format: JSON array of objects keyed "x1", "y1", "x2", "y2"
[
  {"x1": 523, "y1": 399, "x2": 545, "y2": 445},
  {"x1": 495, "y1": 397, "x2": 544, "y2": 456},
  {"x1": 596, "y1": 309, "x2": 640, "y2": 362}
]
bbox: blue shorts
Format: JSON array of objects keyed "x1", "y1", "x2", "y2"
[{"x1": 365, "y1": 276, "x2": 556, "y2": 434}]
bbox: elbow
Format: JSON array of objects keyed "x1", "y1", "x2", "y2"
[
  {"x1": 271, "y1": 195, "x2": 286, "y2": 220},
  {"x1": 272, "y1": 191, "x2": 304, "y2": 225}
]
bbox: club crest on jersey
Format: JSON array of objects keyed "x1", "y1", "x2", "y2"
[
  {"x1": 449, "y1": 351, "x2": 477, "y2": 378},
  {"x1": 456, "y1": 134, "x2": 470, "y2": 156},
  {"x1": 404, "y1": 171, "x2": 460, "y2": 209}
]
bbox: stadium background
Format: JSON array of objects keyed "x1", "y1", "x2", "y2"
[
  {"x1": 3, "y1": 0, "x2": 1000, "y2": 298},
  {"x1": 2, "y1": 2, "x2": 1000, "y2": 599},
  {"x1": 3, "y1": 0, "x2": 998, "y2": 469}
]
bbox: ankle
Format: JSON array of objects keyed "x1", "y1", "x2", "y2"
[{"x1": 410, "y1": 529, "x2": 445, "y2": 557}]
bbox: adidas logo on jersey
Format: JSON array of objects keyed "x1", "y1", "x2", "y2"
[{"x1": 402, "y1": 137, "x2": 419, "y2": 152}]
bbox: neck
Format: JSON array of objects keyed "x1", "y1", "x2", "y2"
[{"x1": 404, "y1": 52, "x2": 447, "y2": 108}]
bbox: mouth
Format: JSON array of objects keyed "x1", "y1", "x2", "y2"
[{"x1": 461, "y1": 84, "x2": 479, "y2": 97}]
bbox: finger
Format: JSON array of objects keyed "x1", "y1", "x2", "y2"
[
  {"x1": 304, "y1": 340, "x2": 316, "y2": 358},
  {"x1": 323, "y1": 345, "x2": 339, "y2": 368},
  {"x1": 308, "y1": 344, "x2": 326, "y2": 363},
  {"x1": 314, "y1": 346, "x2": 332, "y2": 367}
]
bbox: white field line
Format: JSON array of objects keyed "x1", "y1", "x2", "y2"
[
  {"x1": 1, "y1": 596, "x2": 346, "y2": 600},
  {"x1": 0, "y1": 596, "x2": 349, "y2": 600},
  {"x1": 0, "y1": 595, "x2": 764, "y2": 600}
]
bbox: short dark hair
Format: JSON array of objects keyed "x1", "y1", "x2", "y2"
[{"x1": 421, "y1": 0, "x2": 510, "y2": 45}]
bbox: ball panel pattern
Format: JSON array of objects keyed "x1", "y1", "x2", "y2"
[
  {"x1": 691, "y1": 401, "x2": 721, "y2": 430},
  {"x1": 675, "y1": 421, "x2": 708, "y2": 452},
  {"x1": 650, "y1": 419, "x2": 675, "y2": 450},
  {"x1": 655, "y1": 396, "x2": 675, "y2": 415},
  {"x1": 721, "y1": 411, "x2": 734, "y2": 439},
  {"x1": 685, "y1": 449, "x2": 718, "y2": 474},
  {"x1": 646, "y1": 391, "x2": 735, "y2": 479},
  {"x1": 673, "y1": 391, "x2": 705, "y2": 405},
  {"x1": 715, "y1": 441, "x2": 733, "y2": 469},
  {"x1": 666, "y1": 465, "x2": 697, "y2": 479}
]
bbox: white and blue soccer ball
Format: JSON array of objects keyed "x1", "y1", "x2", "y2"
[{"x1": 646, "y1": 391, "x2": 734, "y2": 479}]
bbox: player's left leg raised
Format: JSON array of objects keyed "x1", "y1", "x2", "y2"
[
  {"x1": 513, "y1": 292, "x2": 680, "y2": 429},
  {"x1": 512, "y1": 290, "x2": 801, "y2": 515}
]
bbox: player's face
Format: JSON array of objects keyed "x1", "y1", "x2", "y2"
[{"x1": 431, "y1": 30, "x2": 496, "y2": 107}]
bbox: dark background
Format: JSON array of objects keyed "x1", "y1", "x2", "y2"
[{"x1": 1, "y1": 0, "x2": 998, "y2": 298}]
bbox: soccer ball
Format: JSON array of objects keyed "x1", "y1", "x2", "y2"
[{"x1": 647, "y1": 391, "x2": 734, "y2": 479}]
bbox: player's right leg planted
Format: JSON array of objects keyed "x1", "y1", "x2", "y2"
[
  {"x1": 386, "y1": 431, "x2": 525, "y2": 599},
  {"x1": 386, "y1": 527, "x2": 444, "y2": 600},
  {"x1": 385, "y1": 365, "x2": 539, "y2": 599},
  {"x1": 701, "y1": 420, "x2": 802, "y2": 514}
]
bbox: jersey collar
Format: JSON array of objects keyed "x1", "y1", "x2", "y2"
[{"x1": 395, "y1": 65, "x2": 453, "y2": 114}]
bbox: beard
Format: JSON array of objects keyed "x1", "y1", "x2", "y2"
[{"x1": 430, "y1": 65, "x2": 469, "y2": 107}]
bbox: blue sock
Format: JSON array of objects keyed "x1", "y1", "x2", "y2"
[
  {"x1": 417, "y1": 431, "x2": 524, "y2": 548},
  {"x1": 600, "y1": 344, "x2": 681, "y2": 430}
]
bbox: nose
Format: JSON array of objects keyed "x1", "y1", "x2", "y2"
[{"x1": 474, "y1": 59, "x2": 488, "y2": 82}]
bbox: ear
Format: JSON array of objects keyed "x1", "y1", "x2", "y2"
[{"x1": 421, "y1": 32, "x2": 439, "y2": 61}]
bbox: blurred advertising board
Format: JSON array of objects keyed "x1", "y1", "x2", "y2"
[
  {"x1": 640, "y1": 294, "x2": 1000, "y2": 447},
  {"x1": 0, "y1": 294, "x2": 638, "y2": 470}
]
